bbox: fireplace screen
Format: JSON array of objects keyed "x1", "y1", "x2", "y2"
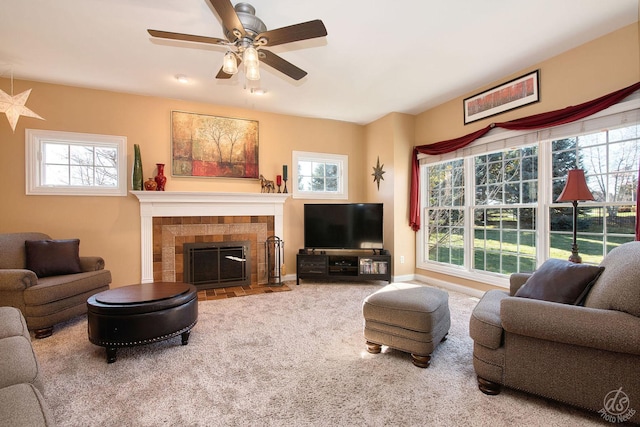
[{"x1": 183, "y1": 241, "x2": 250, "y2": 289}]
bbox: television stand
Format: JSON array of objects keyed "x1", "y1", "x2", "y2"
[{"x1": 296, "y1": 251, "x2": 391, "y2": 285}]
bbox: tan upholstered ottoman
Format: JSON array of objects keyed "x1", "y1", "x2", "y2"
[{"x1": 363, "y1": 283, "x2": 450, "y2": 368}]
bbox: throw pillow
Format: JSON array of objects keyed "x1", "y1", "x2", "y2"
[
  {"x1": 25, "y1": 239, "x2": 83, "y2": 278},
  {"x1": 514, "y1": 258, "x2": 604, "y2": 305}
]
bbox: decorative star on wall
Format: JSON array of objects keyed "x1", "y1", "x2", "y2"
[
  {"x1": 372, "y1": 156, "x2": 385, "y2": 190},
  {"x1": 0, "y1": 88, "x2": 44, "y2": 132}
]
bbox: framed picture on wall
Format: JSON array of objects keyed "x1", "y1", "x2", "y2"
[
  {"x1": 463, "y1": 70, "x2": 540, "y2": 124},
  {"x1": 171, "y1": 111, "x2": 259, "y2": 178}
]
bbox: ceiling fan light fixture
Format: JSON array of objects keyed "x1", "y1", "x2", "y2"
[
  {"x1": 148, "y1": 1, "x2": 327, "y2": 83},
  {"x1": 243, "y1": 46, "x2": 259, "y2": 68},
  {"x1": 245, "y1": 63, "x2": 260, "y2": 81},
  {"x1": 222, "y1": 52, "x2": 238, "y2": 75}
]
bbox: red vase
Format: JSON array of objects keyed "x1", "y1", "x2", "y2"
[{"x1": 154, "y1": 163, "x2": 167, "y2": 191}]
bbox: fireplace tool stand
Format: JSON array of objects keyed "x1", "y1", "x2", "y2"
[{"x1": 266, "y1": 236, "x2": 284, "y2": 286}]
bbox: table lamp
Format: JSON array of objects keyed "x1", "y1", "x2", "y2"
[{"x1": 556, "y1": 169, "x2": 595, "y2": 263}]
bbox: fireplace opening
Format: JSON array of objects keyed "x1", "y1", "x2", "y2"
[{"x1": 183, "y1": 241, "x2": 251, "y2": 290}]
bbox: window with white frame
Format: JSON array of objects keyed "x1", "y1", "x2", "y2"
[
  {"x1": 26, "y1": 129, "x2": 127, "y2": 196},
  {"x1": 473, "y1": 146, "x2": 538, "y2": 275},
  {"x1": 418, "y1": 101, "x2": 639, "y2": 286},
  {"x1": 548, "y1": 124, "x2": 640, "y2": 263},
  {"x1": 424, "y1": 159, "x2": 465, "y2": 266},
  {"x1": 292, "y1": 151, "x2": 348, "y2": 199}
]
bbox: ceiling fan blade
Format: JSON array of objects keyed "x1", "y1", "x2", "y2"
[
  {"x1": 215, "y1": 66, "x2": 233, "y2": 79},
  {"x1": 256, "y1": 20, "x2": 327, "y2": 47},
  {"x1": 259, "y1": 50, "x2": 307, "y2": 81},
  {"x1": 207, "y1": 0, "x2": 245, "y2": 42},
  {"x1": 148, "y1": 29, "x2": 227, "y2": 46}
]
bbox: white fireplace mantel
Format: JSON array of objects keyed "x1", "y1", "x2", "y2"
[{"x1": 131, "y1": 191, "x2": 289, "y2": 283}]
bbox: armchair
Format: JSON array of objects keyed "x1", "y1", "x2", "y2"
[
  {"x1": 0, "y1": 232, "x2": 111, "y2": 338},
  {"x1": 469, "y1": 241, "x2": 640, "y2": 423}
]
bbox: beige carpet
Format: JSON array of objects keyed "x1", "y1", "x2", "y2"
[{"x1": 31, "y1": 282, "x2": 606, "y2": 426}]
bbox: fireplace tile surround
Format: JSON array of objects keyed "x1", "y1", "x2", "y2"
[
  {"x1": 132, "y1": 191, "x2": 288, "y2": 285},
  {"x1": 153, "y1": 215, "x2": 271, "y2": 284}
]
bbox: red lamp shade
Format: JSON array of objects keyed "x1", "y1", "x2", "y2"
[{"x1": 557, "y1": 169, "x2": 595, "y2": 202}]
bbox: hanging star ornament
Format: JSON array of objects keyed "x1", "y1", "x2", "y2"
[
  {"x1": 0, "y1": 88, "x2": 44, "y2": 132},
  {"x1": 372, "y1": 156, "x2": 385, "y2": 190}
]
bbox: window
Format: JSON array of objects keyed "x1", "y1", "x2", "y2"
[
  {"x1": 292, "y1": 151, "x2": 348, "y2": 199},
  {"x1": 549, "y1": 125, "x2": 639, "y2": 263},
  {"x1": 473, "y1": 147, "x2": 538, "y2": 274},
  {"x1": 26, "y1": 129, "x2": 127, "y2": 196},
  {"x1": 418, "y1": 101, "x2": 639, "y2": 287},
  {"x1": 424, "y1": 159, "x2": 465, "y2": 266}
]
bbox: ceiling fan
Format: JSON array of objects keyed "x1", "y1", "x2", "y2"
[{"x1": 147, "y1": 1, "x2": 327, "y2": 81}]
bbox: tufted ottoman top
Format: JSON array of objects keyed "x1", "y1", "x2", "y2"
[
  {"x1": 87, "y1": 282, "x2": 197, "y2": 315},
  {"x1": 363, "y1": 283, "x2": 449, "y2": 333}
]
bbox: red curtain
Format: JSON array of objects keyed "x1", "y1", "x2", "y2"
[
  {"x1": 410, "y1": 81, "x2": 640, "y2": 231},
  {"x1": 410, "y1": 127, "x2": 492, "y2": 230}
]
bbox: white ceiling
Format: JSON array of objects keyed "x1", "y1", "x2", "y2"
[{"x1": 0, "y1": 0, "x2": 637, "y2": 125}]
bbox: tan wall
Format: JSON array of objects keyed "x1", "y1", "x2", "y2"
[
  {"x1": 391, "y1": 113, "x2": 417, "y2": 277},
  {"x1": 1, "y1": 23, "x2": 637, "y2": 292},
  {"x1": 413, "y1": 23, "x2": 640, "y2": 291},
  {"x1": 363, "y1": 113, "x2": 416, "y2": 277},
  {"x1": 363, "y1": 114, "x2": 394, "y2": 263},
  {"x1": 415, "y1": 23, "x2": 640, "y2": 145},
  {"x1": 0, "y1": 80, "x2": 365, "y2": 286}
]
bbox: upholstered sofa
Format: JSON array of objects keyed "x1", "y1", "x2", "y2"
[
  {"x1": 0, "y1": 232, "x2": 111, "y2": 338},
  {"x1": 470, "y1": 241, "x2": 640, "y2": 423},
  {"x1": 0, "y1": 306, "x2": 55, "y2": 426}
]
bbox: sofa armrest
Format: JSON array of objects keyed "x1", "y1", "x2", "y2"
[
  {"x1": 79, "y1": 256, "x2": 105, "y2": 272},
  {"x1": 0, "y1": 269, "x2": 38, "y2": 291},
  {"x1": 469, "y1": 289, "x2": 509, "y2": 349},
  {"x1": 509, "y1": 273, "x2": 531, "y2": 296},
  {"x1": 501, "y1": 296, "x2": 640, "y2": 356}
]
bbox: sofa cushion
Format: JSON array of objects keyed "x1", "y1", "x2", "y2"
[
  {"x1": 0, "y1": 336, "x2": 41, "y2": 391},
  {"x1": 0, "y1": 307, "x2": 30, "y2": 340},
  {"x1": 584, "y1": 241, "x2": 640, "y2": 317},
  {"x1": 0, "y1": 232, "x2": 50, "y2": 269},
  {"x1": 0, "y1": 383, "x2": 55, "y2": 427},
  {"x1": 514, "y1": 258, "x2": 603, "y2": 305},
  {"x1": 23, "y1": 270, "x2": 112, "y2": 306},
  {"x1": 25, "y1": 239, "x2": 82, "y2": 278}
]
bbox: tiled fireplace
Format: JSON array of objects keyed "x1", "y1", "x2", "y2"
[{"x1": 132, "y1": 192, "x2": 289, "y2": 285}]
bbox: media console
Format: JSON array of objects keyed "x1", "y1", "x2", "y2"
[{"x1": 296, "y1": 251, "x2": 391, "y2": 285}]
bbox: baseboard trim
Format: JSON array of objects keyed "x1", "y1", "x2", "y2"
[{"x1": 412, "y1": 273, "x2": 486, "y2": 298}]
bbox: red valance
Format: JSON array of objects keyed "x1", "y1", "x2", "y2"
[{"x1": 410, "y1": 81, "x2": 640, "y2": 231}]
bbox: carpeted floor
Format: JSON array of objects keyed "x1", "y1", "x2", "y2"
[{"x1": 31, "y1": 281, "x2": 607, "y2": 426}]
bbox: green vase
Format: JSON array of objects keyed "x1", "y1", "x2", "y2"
[{"x1": 132, "y1": 144, "x2": 143, "y2": 191}]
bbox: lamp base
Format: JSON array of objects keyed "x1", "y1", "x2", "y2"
[
  {"x1": 568, "y1": 200, "x2": 582, "y2": 264},
  {"x1": 568, "y1": 253, "x2": 582, "y2": 264},
  {"x1": 568, "y1": 244, "x2": 582, "y2": 264}
]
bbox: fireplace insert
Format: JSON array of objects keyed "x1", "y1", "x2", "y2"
[{"x1": 183, "y1": 241, "x2": 250, "y2": 290}]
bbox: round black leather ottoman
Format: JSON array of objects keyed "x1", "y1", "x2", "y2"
[{"x1": 87, "y1": 282, "x2": 198, "y2": 363}]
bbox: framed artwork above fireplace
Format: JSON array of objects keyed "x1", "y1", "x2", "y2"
[{"x1": 171, "y1": 110, "x2": 259, "y2": 179}]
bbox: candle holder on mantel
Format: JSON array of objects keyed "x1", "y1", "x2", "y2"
[
  {"x1": 276, "y1": 174, "x2": 282, "y2": 193},
  {"x1": 282, "y1": 165, "x2": 288, "y2": 194}
]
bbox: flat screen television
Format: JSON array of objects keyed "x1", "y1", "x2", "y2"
[{"x1": 304, "y1": 203, "x2": 384, "y2": 250}]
